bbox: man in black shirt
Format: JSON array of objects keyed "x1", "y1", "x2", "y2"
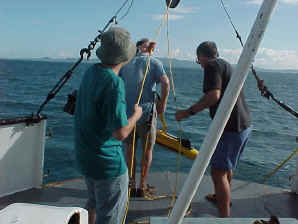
[{"x1": 175, "y1": 41, "x2": 252, "y2": 217}]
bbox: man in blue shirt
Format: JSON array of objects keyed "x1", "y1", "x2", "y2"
[
  {"x1": 120, "y1": 38, "x2": 170, "y2": 196},
  {"x1": 74, "y1": 27, "x2": 142, "y2": 224}
]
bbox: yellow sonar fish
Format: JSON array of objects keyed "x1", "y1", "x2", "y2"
[
  {"x1": 155, "y1": 114, "x2": 199, "y2": 160},
  {"x1": 156, "y1": 130, "x2": 199, "y2": 160}
]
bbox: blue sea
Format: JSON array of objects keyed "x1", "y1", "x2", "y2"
[{"x1": 0, "y1": 58, "x2": 297, "y2": 189}]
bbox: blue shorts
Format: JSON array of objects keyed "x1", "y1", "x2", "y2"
[
  {"x1": 84, "y1": 171, "x2": 128, "y2": 224},
  {"x1": 210, "y1": 126, "x2": 252, "y2": 171}
]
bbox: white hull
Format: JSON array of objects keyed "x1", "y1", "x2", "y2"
[{"x1": 0, "y1": 117, "x2": 47, "y2": 198}]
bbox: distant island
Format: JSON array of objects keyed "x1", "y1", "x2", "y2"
[{"x1": 1, "y1": 57, "x2": 297, "y2": 74}]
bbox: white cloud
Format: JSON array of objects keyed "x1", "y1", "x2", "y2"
[
  {"x1": 152, "y1": 5, "x2": 199, "y2": 21},
  {"x1": 174, "y1": 48, "x2": 194, "y2": 60},
  {"x1": 222, "y1": 47, "x2": 298, "y2": 69},
  {"x1": 246, "y1": 0, "x2": 262, "y2": 5},
  {"x1": 221, "y1": 48, "x2": 242, "y2": 65},
  {"x1": 282, "y1": 0, "x2": 298, "y2": 4},
  {"x1": 155, "y1": 47, "x2": 195, "y2": 61},
  {"x1": 170, "y1": 6, "x2": 200, "y2": 14},
  {"x1": 173, "y1": 48, "x2": 181, "y2": 57},
  {"x1": 152, "y1": 14, "x2": 184, "y2": 21},
  {"x1": 247, "y1": 0, "x2": 298, "y2": 5},
  {"x1": 32, "y1": 20, "x2": 43, "y2": 25},
  {"x1": 57, "y1": 50, "x2": 75, "y2": 58},
  {"x1": 222, "y1": 48, "x2": 242, "y2": 56}
]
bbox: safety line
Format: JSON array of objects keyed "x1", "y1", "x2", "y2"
[
  {"x1": 263, "y1": 148, "x2": 298, "y2": 184},
  {"x1": 218, "y1": 0, "x2": 298, "y2": 119}
]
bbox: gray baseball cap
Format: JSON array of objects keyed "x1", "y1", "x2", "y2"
[{"x1": 96, "y1": 27, "x2": 136, "y2": 65}]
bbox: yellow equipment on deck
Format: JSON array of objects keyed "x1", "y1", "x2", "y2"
[{"x1": 155, "y1": 114, "x2": 199, "y2": 160}]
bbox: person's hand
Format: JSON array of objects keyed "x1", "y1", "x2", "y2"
[
  {"x1": 134, "y1": 104, "x2": 142, "y2": 120},
  {"x1": 257, "y1": 79, "x2": 268, "y2": 96},
  {"x1": 257, "y1": 79, "x2": 265, "y2": 91},
  {"x1": 156, "y1": 101, "x2": 166, "y2": 114},
  {"x1": 175, "y1": 110, "x2": 189, "y2": 121}
]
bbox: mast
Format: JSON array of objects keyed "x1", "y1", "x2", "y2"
[{"x1": 168, "y1": 1, "x2": 278, "y2": 223}]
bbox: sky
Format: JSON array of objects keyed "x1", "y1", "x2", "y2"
[{"x1": 1, "y1": 0, "x2": 298, "y2": 69}]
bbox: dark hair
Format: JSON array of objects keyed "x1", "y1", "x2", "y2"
[
  {"x1": 136, "y1": 38, "x2": 149, "y2": 47},
  {"x1": 196, "y1": 41, "x2": 219, "y2": 58}
]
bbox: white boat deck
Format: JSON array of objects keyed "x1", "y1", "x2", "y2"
[
  {"x1": 150, "y1": 217, "x2": 298, "y2": 224},
  {"x1": 0, "y1": 172, "x2": 297, "y2": 223}
]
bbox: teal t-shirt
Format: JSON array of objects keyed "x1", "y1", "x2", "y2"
[{"x1": 74, "y1": 64, "x2": 128, "y2": 180}]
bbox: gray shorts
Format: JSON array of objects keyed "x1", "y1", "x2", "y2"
[
  {"x1": 124, "y1": 105, "x2": 157, "y2": 150},
  {"x1": 84, "y1": 171, "x2": 128, "y2": 224}
]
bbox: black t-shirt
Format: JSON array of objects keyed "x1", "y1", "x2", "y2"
[{"x1": 203, "y1": 58, "x2": 251, "y2": 132}]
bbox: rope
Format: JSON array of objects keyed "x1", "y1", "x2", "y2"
[
  {"x1": 262, "y1": 148, "x2": 298, "y2": 184},
  {"x1": 218, "y1": 0, "x2": 298, "y2": 119},
  {"x1": 128, "y1": 221, "x2": 149, "y2": 224},
  {"x1": 219, "y1": 2, "x2": 297, "y2": 219},
  {"x1": 253, "y1": 216, "x2": 280, "y2": 224},
  {"x1": 124, "y1": 0, "x2": 193, "y2": 220},
  {"x1": 126, "y1": 0, "x2": 187, "y2": 218},
  {"x1": 125, "y1": 0, "x2": 193, "y2": 220},
  {"x1": 252, "y1": 147, "x2": 298, "y2": 218},
  {"x1": 36, "y1": 0, "x2": 134, "y2": 116},
  {"x1": 165, "y1": 7, "x2": 185, "y2": 217},
  {"x1": 123, "y1": 2, "x2": 173, "y2": 223}
]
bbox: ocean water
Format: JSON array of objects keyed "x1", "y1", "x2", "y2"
[{"x1": 0, "y1": 58, "x2": 297, "y2": 189}]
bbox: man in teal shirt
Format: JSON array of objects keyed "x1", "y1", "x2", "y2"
[{"x1": 74, "y1": 27, "x2": 142, "y2": 224}]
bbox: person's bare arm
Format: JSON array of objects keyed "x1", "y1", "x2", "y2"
[
  {"x1": 113, "y1": 104, "x2": 142, "y2": 141},
  {"x1": 157, "y1": 74, "x2": 170, "y2": 114},
  {"x1": 189, "y1": 89, "x2": 221, "y2": 114},
  {"x1": 175, "y1": 89, "x2": 221, "y2": 121}
]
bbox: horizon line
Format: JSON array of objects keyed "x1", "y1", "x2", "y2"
[{"x1": 1, "y1": 57, "x2": 298, "y2": 72}]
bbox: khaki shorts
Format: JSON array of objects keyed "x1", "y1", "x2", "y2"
[{"x1": 124, "y1": 104, "x2": 157, "y2": 151}]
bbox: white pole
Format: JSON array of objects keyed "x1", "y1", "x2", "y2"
[{"x1": 168, "y1": 1, "x2": 277, "y2": 223}]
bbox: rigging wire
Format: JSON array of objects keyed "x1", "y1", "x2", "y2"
[
  {"x1": 36, "y1": 0, "x2": 133, "y2": 116},
  {"x1": 114, "y1": 0, "x2": 131, "y2": 17},
  {"x1": 219, "y1": 0, "x2": 297, "y2": 218},
  {"x1": 219, "y1": 0, "x2": 244, "y2": 46},
  {"x1": 165, "y1": 8, "x2": 185, "y2": 217},
  {"x1": 119, "y1": 0, "x2": 135, "y2": 21},
  {"x1": 218, "y1": 0, "x2": 298, "y2": 119}
]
